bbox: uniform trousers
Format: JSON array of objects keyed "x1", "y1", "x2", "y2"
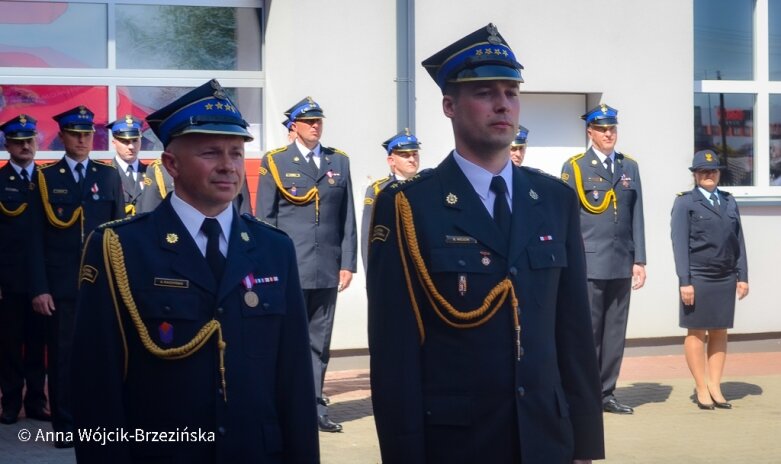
[
  {"x1": 587, "y1": 278, "x2": 632, "y2": 401},
  {"x1": 0, "y1": 292, "x2": 47, "y2": 416},
  {"x1": 46, "y1": 297, "x2": 76, "y2": 432},
  {"x1": 303, "y1": 287, "x2": 338, "y2": 416}
]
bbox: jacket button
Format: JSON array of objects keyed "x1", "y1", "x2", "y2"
[
  {"x1": 217, "y1": 388, "x2": 224, "y2": 396},
  {"x1": 517, "y1": 386, "x2": 525, "y2": 397},
  {"x1": 217, "y1": 426, "x2": 226, "y2": 436},
  {"x1": 163, "y1": 306, "x2": 171, "y2": 313},
  {"x1": 216, "y1": 307, "x2": 224, "y2": 315},
  {"x1": 518, "y1": 346, "x2": 525, "y2": 357},
  {"x1": 262, "y1": 303, "x2": 270, "y2": 310},
  {"x1": 509, "y1": 267, "x2": 518, "y2": 276},
  {"x1": 458, "y1": 259, "x2": 466, "y2": 267},
  {"x1": 550, "y1": 254, "x2": 556, "y2": 262}
]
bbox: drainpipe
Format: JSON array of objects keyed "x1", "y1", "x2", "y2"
[{"x1": 396, "y1": 0, "x2": 415, "y2": 132}]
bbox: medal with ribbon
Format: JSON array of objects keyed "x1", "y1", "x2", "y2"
[{"x1": 242, "y1": 273, "x2": 259, "y2": 308}]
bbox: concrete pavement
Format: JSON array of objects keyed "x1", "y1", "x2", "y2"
[{"x1": 2, "y1": 339, "x2": 780, "y2": 463}]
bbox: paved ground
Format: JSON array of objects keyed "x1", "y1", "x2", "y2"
[{"x1": 2, "y1": 338, "x2": 780, "y2": 463}]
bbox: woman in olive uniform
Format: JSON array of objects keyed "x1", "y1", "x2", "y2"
[{"x1": 670, "y1": 150, "x2": 749, "y2": 410}]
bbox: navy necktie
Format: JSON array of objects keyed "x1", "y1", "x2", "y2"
[
  {"x1": 307, "y1": 152, "x2": 319, "y2": 177},
  {"x1": 604, "y1": 156, "x2": 613, "y2": 175},
  {"x1": 75, "y1": 163, "x2": 85, "y2": 191},
  {"x1": 201, "y1": 218, "x2": 225, "y2": 280},
  {"x1": 490, "y1": 176, "x2": 511, "y2": 242},
  {"x1": 20, "y1": 168, "x2": 30, "y2": 185}
]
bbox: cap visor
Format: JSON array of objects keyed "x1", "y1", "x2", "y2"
[{"x1": 173, "y1": 123, "x2": 254, "y2": 142}]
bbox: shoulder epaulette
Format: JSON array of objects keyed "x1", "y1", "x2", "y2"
[
  {"x1": 676, "y1": 191, "x2": 691, "y2": 197},
  {"x1": 618, "y1": 152, "x2": 636, "y2": 161},
  {"x1": 325, "y1": 147, "x2": 348, "y2": 157},
  {"x1": 241, "y1": 213, "x2": 286, "y2": 234},
  {"x1": 39, "y1": 162, "x2": 58, "y2": 170},
  {"x1": 522, "y1": 166, "x2": 569, "y2": 185},
  {"x1": 388, "y1": 168, "x2": 434, "y2": 192},
  {"x1": 150, "y1": 159, "x2": 162, "y2": 167},
  {"x1": 372, "y1": 176, "x2": 391, "y2": 188},
  {"x1": 720, "y1": 190, "x2": 732, "y2": 197},
  {"x1": 95, "y1": 159, "x2": 115, "y2": 168},
  {"x1": 568, "y1": 153, "x2": 586, "y2": 163},
  {"x1": 98, "y1": 213, "x2": 146, "y2": 230},
  {"x1": 264, "y1": 146, "x2": 287, "y2": 158}
]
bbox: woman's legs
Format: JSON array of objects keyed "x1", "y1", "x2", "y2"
[
  {"x1": 706, "y1": 329, "x2": 728, "y2": 402},
  {"x1": 684, "y1": 329, "x2": 713, "y2": 405}
]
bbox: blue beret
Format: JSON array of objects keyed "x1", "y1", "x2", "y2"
[
  {"x1": 53, "y1": 106, "x2": 95, "y2": 132},
  {"x1": 511, "y1": 125, "x2": 529, "y2": 147},
  {"x1": 689, "y1": 150, "x2": 726, "y2": 172},
  {"x1": 382, "y1": 128, "x2": 421, "y2": 155},
  {"x1": 422, "y1": 23, "x2": 524, "y2": 92},
  {"x1": 0, "y1": 114, "x2": 37, "y2": 140},
  {"x1": 582, "y1": 104, "x2": 618, "y2": 126},
  {"x1": 285, "y1": 97, "x2": 325, "y2": 121},
  {"x1": 106, "y1": 115, "x2": 143, "y2": 139},
  {"x1": 146, "y1": 79, "x2": 253, "y2": 147}
]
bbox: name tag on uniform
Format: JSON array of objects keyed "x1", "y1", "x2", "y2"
[
  {"x1": 154, "y1": 277, "x2": 190, "y2": 289},
  {"x1": 285, "y1": 173, "x2": 301, "y2": 178},
  {"x1": 4, "y1": 187, "x2": 19, "y2": 192},
  {"x1": 445, "y1": 235, "x2": 477, "y2": 245},
  {"x1": 53, "y1": 188, "x2": 69, "y2": 194}
]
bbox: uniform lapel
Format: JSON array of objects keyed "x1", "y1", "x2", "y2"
[
  {"x1": 154, "y1": 198, "x2": 216, "y2": 293},
  {"x1": 57, "y1": 157, "x2": 81, "y2": 198},
  {"x1": 438, "y1": 153, "x2": 507, "y2": 257},
  {"x1": 217, "y1": 211, "x2": 257, "y2": 303},
  {"x1": 693, "y1": 187, "x2": 721, "y2": 216},
  {"x1": 612, "y1": 153, "x2": 624, "y2": 188},
  {"x1": 318, "y1": 149, "x2": 332, "y2": 182},
  {"x1": 508, "y1": 167, "x2": 546, "y2": 266},
  {"x1": 586, "y1": 148, "x2": 612, "y2": 183}
]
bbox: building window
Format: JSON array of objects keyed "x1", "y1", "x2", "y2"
[
  {"x1": 0, "y1": 1, "x2": 265, "y2": 159},
  {"x1": 115, "y1": 5, "x2": 262, "y2": 71},
  {"x1": 0, "y1": 85, "x2": 109, "y2": 149},
  {"x1": 771, "y1": 94, "x2": 781, "y2": 185},
  {"x1": 0, "y1": 2, "x2": 108, "y2": 69},
  {"x1": 695, "y1": 0, "x2": 781, "y2": 196},
  {"x1": 770, "y1": 0, "x2": 781, "y2": 80},
  {"x1": 694, "y1": 0, "x2": 753, "y2": 80}
]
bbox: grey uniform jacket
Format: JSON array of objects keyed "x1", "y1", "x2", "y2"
[
  {"x1": 670, "y1": 188, "x2": 748, "y2": 286},
  {"x1": 256, "y1": 143, "x2": 357, "y2": 289},
  {"x1": 360, "y1": 174, "x2": 393, "y2": 272},
  {"x1": 111, "y1": 159, "x2": 147, "y2": 215},
  {"x1": 561, "y1": 148, "x2": 646, "y2": 280}
]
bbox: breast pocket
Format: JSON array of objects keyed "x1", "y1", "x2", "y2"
[
  {"x1": 527, "y1": 243, "x2": 568, "y2": 305},
  {"x1": 281, "y1": 177, "x2": 312, "y2": 194},
  {"x1": 428, "y1": 246, "x2": 501, "y2": 304},
  {"x1": 241, "y1": 284, "x2": 287, "y2": 359},
  {"x1": 136, "y1": 290, "x2": 202, "y2": 347}
]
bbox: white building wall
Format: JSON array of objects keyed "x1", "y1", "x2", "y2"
[{"x1": 266, "y1": 0, "x2": 781, "y2": 349}]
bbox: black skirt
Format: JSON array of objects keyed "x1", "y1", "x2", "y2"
[{"x1": 679, "y1": 272, "x2": 737, "y2": 329}]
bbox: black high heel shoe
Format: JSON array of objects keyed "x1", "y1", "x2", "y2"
[
  {"x1": 693, "y1": 389, "x2": 715, "y2": 410},
  {"x1": 710, "y1": 394, "x2": 732, "y2": 409}
]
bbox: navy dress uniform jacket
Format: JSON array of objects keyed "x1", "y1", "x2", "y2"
[
  {"x1": 137, "y1": 159, "x2": 252, "y2": 216},
  {"x1": 71, "y1": 198, "x2": 319, "y2": 464},
  {"x1": 29, "y1": 157, "x2": 125, "y2": 299},
  {"x1": 360, "y1": 174, "x2": 393, "y2": 272},
  {"x1": 256, "y1": 143, "x2": 357, "y2": 289},
  {"x1": 112, "y1": 159, "x2": 147, "y2": 216},
  {"x1": 670, "y1": 188, "x2": 748, "y2": 285},
  {"x1": 0, "y1": 162, "x2": 35, "y2": 294},
  {"x1": 367, "y1": 154, "x2": 604, "y2": 464},
  {"x1": 561, "y1": 148, "x2": 646, "y2": 279}
]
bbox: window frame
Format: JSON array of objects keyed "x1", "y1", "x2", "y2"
[
  {"x1": 694, "y1": 0, "x2": 781, "y2": 202},
  {"x1": 0, "y1": 0, "x2": 266, "y2": 160}
]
